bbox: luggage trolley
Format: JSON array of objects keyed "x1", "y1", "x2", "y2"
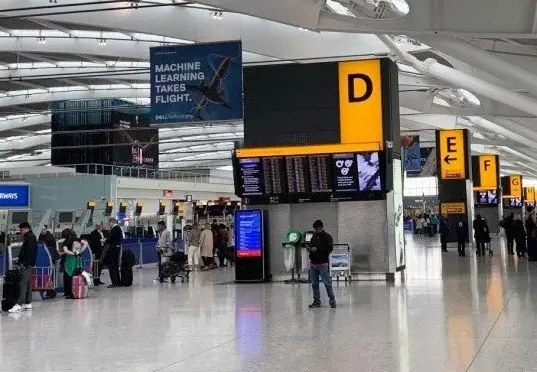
[
  {"x1": 330, "y1": 244, "x2": 351, "y2": 282},
  {"x1": 31, "y1": 243, "x2": 58, "y2": 299}
]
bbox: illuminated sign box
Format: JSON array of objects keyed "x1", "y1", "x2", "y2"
[{"x1": 0, "y1": 184, "x2": 30, "y2": 208}]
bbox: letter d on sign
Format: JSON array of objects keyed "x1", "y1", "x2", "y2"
[{"x1": 347, "y1": 74, "x2": 373, "y2": 103}]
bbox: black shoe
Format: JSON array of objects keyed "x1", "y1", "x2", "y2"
[
  {"x1": 308, "y1": 301, "x2": 321, "y2": 308},
  {"x1": 94, "y1": 279, "x2": 104, "y2": 286},
  {"x1": 329, "y1": 300, "x2": 337, "y2": 309},
  {"x1": 107, "y1": 285, "x2": 118, "y2": 288},
  {"x1": 64, "y1": 295, "x2": 73, "y2": 299}
]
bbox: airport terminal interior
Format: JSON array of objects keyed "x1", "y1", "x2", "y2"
[{"x1": 5, "y1": 0, "x2": 537, "y2": 371}]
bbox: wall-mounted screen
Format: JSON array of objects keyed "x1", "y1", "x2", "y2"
[
  {"x1": 58, "y1": 212, "x2": 74, "y2": 223},
  {"x1": 11, "y1": 211, "x2": 28, "y2": 224},
  {"x1": 504, "y1": 197, "x2": 522, "y2": 208},
  {"x1": 234, "y1": 150, "x2": 385, "y2": 204},
  {"x1": 475, "y1": 190, "x2": 498, "y2": 206}
]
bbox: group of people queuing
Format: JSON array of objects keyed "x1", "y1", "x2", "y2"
[
  {"x1": 412, "y1": 213, "x2": 440, "y2": 236},
  {"x1": 7, "y1": 217, "x2": 126, "y2": 313},
  {"x1": 501, "y1": 208, "x2": 537, "y2": 260},
  {"x1": 186, "y1": 219, "x2": 232, "y2": 270}
]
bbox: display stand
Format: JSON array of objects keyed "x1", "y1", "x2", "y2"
[{"x1": 282, "y1": 231, "x2": 309, "y2": 284}]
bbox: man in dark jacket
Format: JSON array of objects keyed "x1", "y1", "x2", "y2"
[
  {"x1": 89, "y1": 224, "x2": 105, "y2": 285},
  {"x1": 473, "y1": 215, "x2": 488, "y2": 256},
  {"x1": 439, "y1": 215, "x2": 450, "y2": 252},
  {"x1": 504, "y1": 212, "x2": 515, "y2": 255},
  {"x1": 456, "y1": 216, "x2": 468, "y2": 257},
  {"x1": 8, "y1": 222, "x2": 38, "y2": 313},
  {"x1": 307, "y1": 220, "x2": 336, "y2": 309},
  {"x1": 38, "y1": 225, "x2": 58, "y2": 263},
  {"x1": 104, "y1": 218, "x2": 124, "y2": 288}
]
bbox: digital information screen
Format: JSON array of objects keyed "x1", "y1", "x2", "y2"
[
  {"x1": 262, "y1": 157, "x2": 285, "y2": 195},
  {"x1": 235, "y1": 210, "x2": 263, "y2": 258},
  {"x1": 332, "y1": 153, "x2": 358, "y2": 192},
  {"x1": 239, "y1": 158, "x2": 263, "y2": 196},
  {"x1": 476, "y1": 190, "x2": 498, "y2": 206},
  {"x1": 235, "y1": 151, "x2": 385, "y2": 204},
  {"x1": 309, "y1": 155, "x2": 332, "y2": 193},
  {"x1": 286, "y1": 156, "x2": 310, "y2": 193}
]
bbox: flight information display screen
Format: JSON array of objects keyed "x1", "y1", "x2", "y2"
[
  {"x1": 235, "y1": 210, "x2": 263, "y2": 258},
  {"x1": 235, "y1": 151, "x2": 385, "y2": 204}
]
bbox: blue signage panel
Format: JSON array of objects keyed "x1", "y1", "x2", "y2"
[
  {"x1": 0, "y1": 184, "x2": 29, "y2": 207},
  {"x1": 150, "y1": 41, "x2": 243, "y2": 124},
  {"x1": 235, "y1": 210, "x2": 263, "y2": 258}
]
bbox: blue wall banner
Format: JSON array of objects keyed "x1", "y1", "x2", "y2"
[
  {"x1": 150, "y1": 41, "x2": 243, "y2": 124},
  {"x1": 0, "y1": 184, "x2": 30, "y2": 208},
  {"x1": 402, "y1": 135, "x2": 421, "y2": 172}
]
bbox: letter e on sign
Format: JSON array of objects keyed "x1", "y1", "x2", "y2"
[{"x1": 438, "y1": 130, "x2": 465, "y2": 180}]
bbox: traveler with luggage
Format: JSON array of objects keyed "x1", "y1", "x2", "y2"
[
  {"x1": 514, "y1": 215, "x2": 527, "y2": 258},
  {"x1": 186, "y1": 223, "x2": 201, "y2": 269},
  {"x1": 103, "y1": 218, "x2": 124, "y2": 288},
  {"x1": 456, "y1": 216, "x2": 468, "y2": 257},
  {"x1": 59, "y1": 228, "x2": 88, "y2": 299},
  {"x1": 8, "y1": 222, "x2": 38, "y2": 313},
  {"x1": 199, "y1": 224, "x2": 216, "y2": 270},
  {"x1": 307, "y1": 220, "x2": 336, "y2": 309},
  {"x1": 526, "y1": 207, "x2": 537, "y2": 261},
  {"x1": 156, "y1": 221, "x2": 172, "y2": 277},
  {"x1": 89, "y1": 224, "x2": 105, "y2": 286},
  {"x1": 473, "y1": 215, "x2": 489, "y2": 257}
]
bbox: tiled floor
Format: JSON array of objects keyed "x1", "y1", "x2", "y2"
[{"x1": 2, "y1": 235, "x2": 537, "y2": 371}]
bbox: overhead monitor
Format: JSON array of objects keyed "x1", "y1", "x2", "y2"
[{"x1": 11, "y1": 211, "x2": 28, "y2": 224}]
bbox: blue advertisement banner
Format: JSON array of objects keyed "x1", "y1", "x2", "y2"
[
  {"x1": 150, "y1": 41, "x2": 243, "y2": 124},
  {"x1": 0, "y1": 184, "x2": 30, "y2": 207},
  {"x1": 402, "y1": 135, "x2": 421, "y2": 172}
]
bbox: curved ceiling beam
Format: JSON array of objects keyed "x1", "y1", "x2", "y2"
[
  {"x1": 0, "y1": 88, "x2": 149, "y2": 108},
  {"x1": 35, "y1": 6, "x2": 387, "y2": 61},
  {"x1": 0, "y1": 66, "x2": 148, "y2": 82}
]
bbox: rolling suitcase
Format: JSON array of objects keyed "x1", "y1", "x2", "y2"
[
  {"x1": 72, "y1": 275, "x2": 88, "y2": 299},
  {"x1": 2, "y1": 269, "x2": 21, "y2": 311},
  {"x1": 120, "y1": 250, "x2": 135, "y2": 287}
]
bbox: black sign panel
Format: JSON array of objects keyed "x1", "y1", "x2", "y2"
[
  {"x1": 239, "y1": 158, "x2": 264, "y2": 196},
  {"x1": 332, "y1": 153, "x2": 358, "y2": 192}
]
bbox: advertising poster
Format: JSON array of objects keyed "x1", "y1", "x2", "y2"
[
  {"x1": 392, "y1": 159, "x2": 405, "y2": 269},
  {"x1": 111, "y1": 111, "x2": 159, "y2": 167},
  {"x1": 332, "y1": 153, "x2": 358, "y2": 192},
  {"x1": 357, "y1": 152, "x2": 381, "y2": 191},
  {"x1": 407, "y1": 147, "x2": 437, "y2": 177},
  {"x1": 150, "y1": 41, "x2": 243, "y2": 124},
  {"x1": 402, "y1": 135, "x2": 420, "y2": 172}
]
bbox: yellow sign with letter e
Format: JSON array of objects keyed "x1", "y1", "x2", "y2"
[{"x1": 439, "y1": 130, "x2": 466, "y2": 180}]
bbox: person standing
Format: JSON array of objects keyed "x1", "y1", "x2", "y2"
[
  {"x1": 60, "y1": 228, "x2": 88, "y2": 299},
  {"x1": 8, "y1": 222, "x2": 38, "y2": 313},
  {"x1": 307, "y1": 220, "x2": 336, "y2": 309},
  {"x1": 504, "y1": 212, "x2": 516, "y2": 255},
  {"x1": 186, "y1": 223, "x2": 201, "y2": 269},
  {"x1": 456, "y1": 216, "x2": 468, "y2": 257},
  {"x1": 514, "y1": 215, "x2": 527, "y2": 258},
  {"x1": 216, "y1": 223, "x2": 229, "y2": 267},
  {"x1": 156, "y1": 221, "x2": 172, "y2": 276},
  {"x1": 473, "y1": 214, "x2": 487, "y2": 257},
  {"x1": 430, "y1": 214, "x2": 439, "y2": 235},
  {"x1": 199, "y1": 224, "x2": 215, "y2": 270},
  {"x1": 38, "y1": 225, "x2": 59, "y2": 264},
  {"x1": 89, "y1": 224, "x2": 105, "y2": 286},
  {"x1": 103, "y1": 218, "x2": 124, "y2": 288},
  {"x1": 439, "y1": 215, "x2": 450, "y2": 252},
  {"x1": 526, "y1": 207, "x2": 537, "y2": 261}
]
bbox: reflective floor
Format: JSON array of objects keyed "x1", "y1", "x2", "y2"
[{"x1": 2, "y1": 236, "x2": 537, "y2": 371}]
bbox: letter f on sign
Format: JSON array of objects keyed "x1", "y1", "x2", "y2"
[{"x1": 484, "y1": 160, "x2": 491, "y2": 170}]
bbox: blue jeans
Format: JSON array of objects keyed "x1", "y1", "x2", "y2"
[{"x1": 310, "y1": 264, "x2": 335, "y2": 303}]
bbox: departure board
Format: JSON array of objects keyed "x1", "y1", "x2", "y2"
[
  {"x1": 239, "y1": 158, "x2": 263, "y2": 196},
  {"x1": 262, "y1": 157, "x2": 285, "y2": 195},
  {"x1": 286, "y1": 156, "x2": 310, "y2": 193},
  {"x1": 309, "y1": 155, "x2": 332, "y2": 193}
]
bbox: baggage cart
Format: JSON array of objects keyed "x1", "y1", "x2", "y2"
[{"x1": 329, "y1": 244, "x2": 351, "y2": 282}]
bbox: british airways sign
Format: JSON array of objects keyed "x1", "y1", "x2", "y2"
[{"x1": 0, "y1": 184, "x2": 29, "y2": 207}]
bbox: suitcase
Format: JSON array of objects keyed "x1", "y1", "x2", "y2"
[
  {"x1": 2, "y1": 282, "x2": 19, "y2": 311},
  {"x1": 120, "y1": 270, "x2": 133, "y2": 287},
  {"x1": 72, "y1": 275, "x2": 88, "y2": 299}
]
